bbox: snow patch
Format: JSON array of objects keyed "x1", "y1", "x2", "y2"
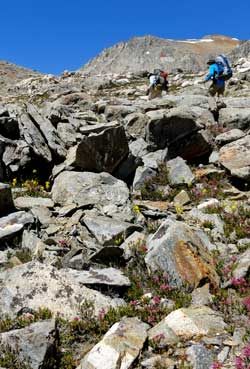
[{"x1": 177, "y1": 39, "x2": 214, "y2": 44}]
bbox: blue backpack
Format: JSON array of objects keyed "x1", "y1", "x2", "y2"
[{"x1": 215, "y1": 54, "x2": 233, "y2": 81}]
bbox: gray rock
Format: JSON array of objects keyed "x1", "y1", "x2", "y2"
[
  {"x1": 218, "y1": 135, "x2": 250, "y2": 176},
  {"x1": 148, "y1": 322, "x2": 179, "y2": 348},
  {"x1": 57, "y1": 122, "x2": 78, "y2": 148},
  {"x1": 173, "y1": 189, "x2": 191, "y2": 205},
  {"x1": 0, "y1": 320, "x2": 57, "y2": 369},
  {"x1": 191, "y1": 284, "x2": 213, "y2": 306},
  {"x1": 44, "y1": 101, "x2": 73, "y2": 125},
  {"x1": 51, "y1": 171, "x2": 130, "y2": 214},
  {"x1": 104, "y1": 104, "x2": 137, "y2": 121},
  {"x1": 224, "y1": 97, "x2": 250, "y2": 108},
  {"x1": 0, "y1": 211, "x2": 34, "y2": 241},
  {"x1": 167, "y1": 156, "x2": 194, "y2": 185},
  {"x1": 2, "y1": 140, "x2": 31, "y2": 173},
  {"x1": 142, "y1": 148, "x2": 168, "y2": 169},
  {"x1": 209, "y1": 150, "x2": 219, "y2": 163},
  {"x1": 215, "y1": 129, "x2": 245, "y2": 145},
  {"x1": 145, "y1": 219, "x2": 219, "y2": 288},
  {"x1": 65, "y1": 253, "x2": 85, "y2": 270},
  {"x1": 88, "y1": 244, "x2": 124, "y2": 265},
  {"x1": 0, "y1": 116, "x2": 19, "y2": 139},
  {"x1": 70, "y1": 124, "x2": 129, "y2": 173},
  {"x1": 0, "y1": 261, "x2": 124, "y2": 318},
  {"x1": 82, "y1": 214, "x2": 142, "y2": 246},
  {"x1": 186, "y1": 344, "x2": 213, "y2": 369},
  {"x1": 114, "y1": 152, "x2": 142, "y2": 181},
  {"x1": 129, "y1": 138, "x2": 148, "y2": 158},
  {"x1": 17, "y1": 111, "x2": 52, "y2": 162},
  {"x1": 14, "y1": 196, "x2": 54, "y2": 210},
  {"x1": 26, "y1": 104, "x2": 66, "y2": 158},
  {"x1": 22, "y1": 230, "x2": 46, "y2": 257},
  {"x1": 124, "y1": 112, "x2": 148, "y2": 138},
  {"x1": 168, "y1": 129, "x2": 212, "y2": 161},
  {"x1": 66, "y1": 267, "x2": 131, "y2": 288},
  {"x1": 133, "y1": 166, "x2": 157, "y2": 190},
  {"x1": 79, "y1": 121, "x2": 117, "y2": 136},
  {"x1": 218, "y1": 108, "x2": 250, "y2": 130},
  {"x1": 189, "y1": 208, "x2": 225, "y2": 234},
  {"x1": 120, "y1": 231, "x2": 147, "y2": 260},
  {"x1": 163, "y1": 306, "x2": 226, "y2": 339},
  {"x1": 217, "y1": 347, "x2": 230, "y2": 363},
  {"x1": 174, "y1": 95, "x2": 211, "y2": 110},
  {"x1": 232, "y1": 248, "x2": 250, "y2": 279},
  {"x1": 77, "y1": 317, "x2": 149, "y2": 369},
  {"x1": 230, "y1": 166, "x2": 250, "y2": 180},
  {"x1": 113, "y1": 138, "x2": 147, "y2": 181},
  {"x1": 0, "y1": 223, "x2": 23, "y2": 241},
  {"x1": 0, "y1": 250, "x2": 8, "y2": 265},
  {"x1": 0, "y1": 183, "x2": 15, "y2": 216},
  {"x1": 146, "y1": 106, "x2": 205, "y2": 150},
  {"x1": 30, "y1": 206, "x2": 53, "y2": 227}
]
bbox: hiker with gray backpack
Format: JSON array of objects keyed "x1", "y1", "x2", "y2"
[
  {"x1": 147, "y1": 69, "x2": 169, "y2": 100},
  {"x1": 203, "y1": 54, "x2": 233, "y2": 101}
]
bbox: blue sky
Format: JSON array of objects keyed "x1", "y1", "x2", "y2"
[{"x1": 1, "y1": 0, "x2": 249, "y2": 75}]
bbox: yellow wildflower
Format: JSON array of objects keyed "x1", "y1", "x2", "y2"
[
  {"x1": 133, "y1": 205, "x2": 140, "y2": 214},
  {"x1": 175, "y1": 204, "x2": 183, "y2": 215},
  {"x1": 45, "y1": 181, "x2": 50, "y2": 190}
]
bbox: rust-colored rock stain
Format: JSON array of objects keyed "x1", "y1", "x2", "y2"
[{"x1": 173, "y1": 240, "x2": 214, "y2": 288}]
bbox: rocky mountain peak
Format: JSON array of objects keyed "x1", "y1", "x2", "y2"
[
  {"x1": 0, "y1": 60, "x2": 42, "y2": 94},
  {"x1": 80, "y1": 34, "x2": 240, "y2": 76}
]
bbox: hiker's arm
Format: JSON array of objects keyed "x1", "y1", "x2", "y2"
[{"x1": 204, "y1": 65, "x2": 215, "y2": 81}]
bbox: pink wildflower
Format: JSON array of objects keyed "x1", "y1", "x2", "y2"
[
  {"x1": 235, "y1": 356, "x2": 244, "y2": 369},
  {"x1": 160, "y1": 283, "x2": 171, "y2": 291},
  {"x1": 148, "y1": 316, "x2": 155, "y2": 323},
  {"x1": 59, "y1": 239, "x2": 68, "y2": 247},
  {"x1": 211, "y1": 361, "x2": 223, "y2": 369},
  {"x1": 153, "y1": 275, "x2": 159, "y2": 284},
  {"x1": 163, "y1": 273, "x2": 169, "y2": 280},
  {"x1": 153, "y1": 296, "x2": 161, "y2": 305},
  {"x1": 23, "y1": 313, "x2": 34, "y2": 320},
  {"x1": 231, "y1": 277, "x2": 246, "y2": 287},
  {"x1": 222, "y1": 265, "x2": 231, "y2": 276},
  {"x1": 242, "y1": 296, "x2": 250, "y2": 311},
  {"x1": 98, "y1": 308, "x2": 105, "y2": 320},
  {"x1": 222, "y1": 298, "x2": 231, "y2": 306},
  {"x1": 140, "y1": 245, "x2": 148, "y2": 253},
  {"x1": 242, "y1": 345, "x2": 250, "y2": 358}
]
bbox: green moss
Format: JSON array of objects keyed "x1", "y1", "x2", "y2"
[
  {"x1": 0, "y1": 344, "x2": 31, "y2": 369},
  {"x1": 0, "y1": 307, "x2": 53, "y2": 333}
]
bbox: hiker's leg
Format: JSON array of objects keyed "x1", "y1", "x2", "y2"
[
  {"x1": 148, "y1": 85, "x2": 154, "y2": 100},
  {"x1": 208, "y1": 84, "x2": 217, "y2": 111},
  {"x1": 216, "y1": 86, "x2": 226, "y2": 108}
]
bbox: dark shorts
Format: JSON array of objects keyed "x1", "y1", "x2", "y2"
[{"x1": 209, "y1": 83, "x2": 225, "y2": 97}]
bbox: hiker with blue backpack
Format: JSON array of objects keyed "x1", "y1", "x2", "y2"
[{"x1": 204, "y1": 54, "x2": 233, "y2": 101}]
